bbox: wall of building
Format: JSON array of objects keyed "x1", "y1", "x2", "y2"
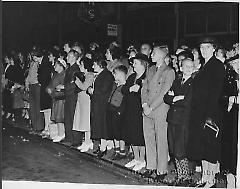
[
  {"x1": 121, "y1": 2, "x2": 238, "y2": 51},
  {"x1": 178, "y1": 2, "x2": 238, "y2": 49},
  {"x1": 3, "y1": 2, "x2": 239, "y2": 52}
]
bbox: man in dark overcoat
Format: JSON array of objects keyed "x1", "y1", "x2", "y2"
[
  {"x1": 187, "y1": 36, "x2": 225, "y2": 187},
  {"x1": 62, "y1": 50, "x2": 81, "y2": 145}
]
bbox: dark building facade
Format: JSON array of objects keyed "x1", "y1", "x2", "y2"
[
  {"x1": 2, "y1": 2, "x2": 239, "y2": 52},
  {"x1": 122, "y1": 2, "x2": 238, "y2": 51}
]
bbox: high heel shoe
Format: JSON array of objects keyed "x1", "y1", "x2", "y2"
[
  {"x1": 80, "y1": 143, "x2": 93, "y2": 152},
  {"x1": 97, "y1": 149, "x2": 107, "y2": 158}
]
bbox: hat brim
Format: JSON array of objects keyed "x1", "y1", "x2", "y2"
[
  {"x1": 132, "y1": 56, "x2": 149, "y2": 63},
  {"x1": 197, "y1": 36, "x2": 217, "y2": 46},
  {"x1": 227, "y1": 54, "x2": 239, "y2": 63}
]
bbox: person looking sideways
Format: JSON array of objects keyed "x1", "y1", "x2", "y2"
[
  {"x1": 126, "y1": 45, "x2": 138, "y2": 78},
  {"x1": 88, "y1": 59, "x2": 114, "y2": 158},
  {"x1": 72, "y1": 42, "x2": 85, "y2": 65},
  {"x1": 46, "y1": 58, "x2": 66, "y2": 142},
  {"x1": 140, "y1": 43, "x2": 154, "y2": 67},
  {"x1": 73, "y1": 57, "x2": 95, "y2": 152},
  {"x1": 215, "y1": 47, "x2": 226, "y2": 64},
  {"x1": 63, "y1": 42, "x2": 71, "y2": 54},
  {"x1": 105, "y1": 43, "x2": 123, "y2": 73},
  {"x1": 171, "y1": 54, "x2": 181, "y2": 75},
  {"x1": 191, "y1": 47, "x2": 203, "y2": 73},
  {"x1": 48, "y1": 51, "x2": 57, "y2": 67},
  {"x1": 140, "y1": 43, "x2": 152, "y2": 58}
]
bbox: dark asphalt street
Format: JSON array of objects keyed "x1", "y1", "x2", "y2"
[{"x1": 2, "y1": 122, "x2": 146, "y2": 185}]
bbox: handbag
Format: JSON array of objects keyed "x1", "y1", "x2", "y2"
[
  {"x1": 53, "y1": 89, "x2": 65, "y2": 100},
  {"x1": 203, "y1": 117, "x2": 219, "y2": 138}
]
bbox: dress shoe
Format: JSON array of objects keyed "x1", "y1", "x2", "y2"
[
  {"x1": 155, "y1": 173, "x2": 167, "y2": 183},
  {"x1": 106, "y1": 141, "x2": 114, "y2": 150},
  {"x1": 77, "y1": 142, "x2": 87, "y2": 150},
  {"x1": 97, "y1": 149, "x2": 107, "y2": 158},
  {"x1": 53, "y1": 135, "x2": 65, "y2": 143},
  {"x1": 133, "y1": 161, "x2": 146, "y2": 171},
  {"x1": 125, "y1": 159, "x2": 138, "y2": 168},
  {"x1": 142, "y1": 169, "x2": 157, "y2": 178},
  {"x1": 41, "y1": 130, "x2": 50, "y2": 136},
  {"x1": 80, "y1": 143, "x2": 93, "y2": 152}
]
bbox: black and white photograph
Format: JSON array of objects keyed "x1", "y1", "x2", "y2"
[{"x1": 1, "y1": 1, "x2": 239, "y2": 188}]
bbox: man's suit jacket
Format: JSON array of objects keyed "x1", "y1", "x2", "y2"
[
  {"x1": 163, "y1": 76, "x2": 193, "y2": 125},
  {"x1": 142, "y1": 62, "x2": 175, "y2": 118},
  {"x1": 64, "y1": 63, "x2": 80, "y2": 96}
]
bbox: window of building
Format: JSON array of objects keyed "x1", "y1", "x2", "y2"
[
  {"x1": 207, "y1": 7, "x2": 229, "y2": 33},
  {"x1": 231, "y1": 4, "x2": 239, "y2": 32},
  {"x1": 185, "y1": 9, "x2": 206, "y2": 34}
]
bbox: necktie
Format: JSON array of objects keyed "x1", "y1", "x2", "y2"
[{"x1": 181, "y1": 78, "x2": 185, "y2": 85}]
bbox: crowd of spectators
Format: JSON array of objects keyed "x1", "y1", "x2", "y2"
[{"x1": 2, "y1": 38, "x2": 239, "y2": 188}]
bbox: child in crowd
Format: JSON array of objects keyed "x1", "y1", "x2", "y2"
[
  {"x1": 163, "y1": 58, "x2": 194, "y2": 186},
  {"x1": 46, "y1": 58, "x2": 66, "y2": 142},
  {"x1": 107, "y1": 65, "x2": 128, "y2": 160}
]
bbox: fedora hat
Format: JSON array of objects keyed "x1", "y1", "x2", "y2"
[{"x1": 198, "y1": 36, "x2": 217, "y2": 46}]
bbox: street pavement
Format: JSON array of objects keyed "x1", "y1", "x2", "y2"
[
  {"x1": 2, "y1": 121, "x2": 148, "y2": 185},
  {"x1": 2, "y1": 118, "x2": 226, "y2": 188}
]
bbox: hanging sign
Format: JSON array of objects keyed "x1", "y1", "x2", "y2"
[{"x1": 107, "y1": 24, "x2": 118, "y2": 36}]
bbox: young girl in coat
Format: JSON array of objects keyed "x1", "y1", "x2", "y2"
[{"x1": 164, "y1": 59, "x2": 194, "y2": 186}]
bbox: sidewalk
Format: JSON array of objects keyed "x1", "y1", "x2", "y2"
[{"x1": 3, "y1": 116, "x2": 226, "y2": 187}]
